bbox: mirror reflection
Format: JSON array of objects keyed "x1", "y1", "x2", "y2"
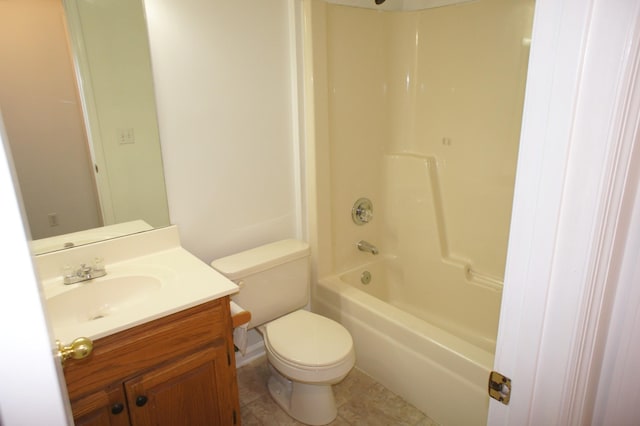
[{"x1": 0, "y1": 0, "x2": 170, "y2": 255}]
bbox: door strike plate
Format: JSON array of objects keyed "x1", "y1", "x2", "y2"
[{"x1": 488, "y1": 371, "x2": 511, "y2": 405}]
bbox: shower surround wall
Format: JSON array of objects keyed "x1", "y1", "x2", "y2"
[
  {"x1": 308, "y1": 0, "x2": 533, "y2": 424},
  {"x1": 325, "y1": 0, "x2": 530, "y2": 288}
]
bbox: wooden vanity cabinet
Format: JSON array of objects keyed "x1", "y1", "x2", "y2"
[
  {"x1": 70, "y1": 385, "x2": 128, "y2": 426},
  {"x1": 63, "y1": 297, "x2": 240, "y2": 426}
]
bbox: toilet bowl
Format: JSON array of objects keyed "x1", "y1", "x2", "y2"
[
  {"x1": 262, "y1": 310, "x2": 355, "y2": 425},
  {"x1": 210, "y1": 240, "x2": 355, "y2": 425}
]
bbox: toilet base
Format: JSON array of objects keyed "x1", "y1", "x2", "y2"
[{"x1": 267, "y1": 364, "x2": 338, "y2": 426}]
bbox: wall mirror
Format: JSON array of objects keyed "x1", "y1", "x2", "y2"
[{"x1": 0, "y1": 0, "x2": 170, "y2": 255}]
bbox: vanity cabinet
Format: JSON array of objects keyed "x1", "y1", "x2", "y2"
[
  {"x1": 63, "y1": 297, "x2": 240, "y2": 426},
  {"x1": 70, "y1": 385, "x2": 128, "y2": 426}
]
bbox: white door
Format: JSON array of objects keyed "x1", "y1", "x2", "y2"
[
  {"x1": 489, "y1": 0, "x2": 640, "y2": 424},
  {"x1": 0, "y1": 115, "x2": 70, "y2": 424}
]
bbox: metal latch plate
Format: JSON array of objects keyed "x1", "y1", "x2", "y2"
[{"x1": 488, "y1": 371, "x2": 511, "y2": 405}]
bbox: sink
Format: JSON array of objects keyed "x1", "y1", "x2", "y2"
[
  {"x1": 46, "y1": 275, "x2": 162, "y2": 327},
  {"x1": 37, "y1": 226, "x2": 239, "y2": 343}
]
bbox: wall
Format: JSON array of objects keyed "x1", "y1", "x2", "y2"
[
  {"x1": 314, "y1": 0, "x2": 533, "y2": 281},
  {"x1": 145, "y1": 0, "x2": 300, "y2": 263},
  {"x1": 412, "y1": 0, "x2": 533, "y2": 280},
  {"x1": 0, "y1": 0, "x2": 101, "y2": 239},
  {"x1": 325, "y1": 5, "x2": 387, "y2": 271}
]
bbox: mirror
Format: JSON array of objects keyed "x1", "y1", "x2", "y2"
[{"x1": 0, "y1": 0, "x2": 170, "y2": 255}]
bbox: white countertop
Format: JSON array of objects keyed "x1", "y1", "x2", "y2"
[{"x1": 37, "y1": 226, "x2": 238, "y2": 343}]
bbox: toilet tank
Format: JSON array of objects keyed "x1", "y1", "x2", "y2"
[{"x1": 210, "y1": 239, "x2": 310, "y2": 329}]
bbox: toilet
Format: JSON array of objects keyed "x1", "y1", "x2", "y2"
[{"x1": 211, "y1": 239, "x2": 355, "y2": 426}]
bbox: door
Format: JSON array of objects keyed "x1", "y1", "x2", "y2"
[
  {"x1": 489, "y1": 0, "x2": 640, "y2": 424},
  {"x1": 125, "y1": 345, "x2": 237, "y2": 426},
  {"x1": 71, "y1": 385, "x2": 129, "y2": 426},
  {"x1": 0, "y1": 115, "x2": 70, "y2": 423}
]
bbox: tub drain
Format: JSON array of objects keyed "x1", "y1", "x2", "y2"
[{"x1": 361, "y1": 271, "x2": 372, "y2": 285}]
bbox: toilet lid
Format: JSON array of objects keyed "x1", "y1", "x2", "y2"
[{"x1": 265, "y1": 310, "x2": 353, "y2": 367}]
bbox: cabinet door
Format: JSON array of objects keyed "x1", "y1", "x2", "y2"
[
  {"x1": 125, "y1": 344, "x2": 237, "y2": 426},
  {"x1": 71, "y1": 384, "x2": 130, "y2": 426}
]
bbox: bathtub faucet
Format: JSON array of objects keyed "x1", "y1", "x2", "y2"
[{"x1": 357, "y1": 240, "x2": 379, "y2": 255}]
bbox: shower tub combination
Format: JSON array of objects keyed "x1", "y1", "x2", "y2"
[
  {"x1": 314, "y1": 257, "x2": 496, "y2": 425},
  {"x1": 305, "y1": 0, "x2": 533, "y2": 424}
]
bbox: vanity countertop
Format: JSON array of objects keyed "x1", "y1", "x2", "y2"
[{"x1": 37, "y1": 226, "x2": 238, "y2": 343}]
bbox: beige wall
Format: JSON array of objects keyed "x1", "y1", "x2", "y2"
[
  {"x1": 313, "y1": 0, "x2": 534, "y2": 282},
  {"x1": 0, "y1": 0, "x2": 101, "y2": 239},
  {"x1": 412, "y1": 0, "x2": 533, "y2": 280},
  {"x1": 325, "y1": 5, "x2": 388, "y2": 270}
]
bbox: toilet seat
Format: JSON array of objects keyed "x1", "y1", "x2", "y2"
[
  {"x1": 263, "y1": 310, "x2": 355, "y2": 383},
  {"x1": 265, "y1": 310, "x2": 353, "y2": 367}
]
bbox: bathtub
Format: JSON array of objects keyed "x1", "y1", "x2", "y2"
[{"x1": 313, "y1": 257, "x2": 497, "y2": 426}]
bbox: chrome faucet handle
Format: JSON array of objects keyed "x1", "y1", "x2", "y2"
[
  {"x1": 356, "y1": 206, "x2": 373, "y2": 222},
  {"x1": 62, "y1": 259, "x2": 107, "y2": 285},
  {"x1": 79, "y1": 264, "x2": 92, "y2": 274},
  {"x1": 92, "y1": 257, "x2": 105, "y2": 272},
  {"x1": 352, "y1": 198, "x2": 373, "y2": 225}
]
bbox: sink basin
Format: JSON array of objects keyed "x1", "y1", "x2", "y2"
[
  {"x1": 46, "y1": 275, "x2": 162, "y2": 327},
  {"x1": 37, "y1": 226, "x2": 239, "y2": 343}
]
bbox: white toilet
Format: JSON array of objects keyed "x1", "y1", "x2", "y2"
[{"x1": 211, "y1": 239, "x2": 355, "y2": 426}]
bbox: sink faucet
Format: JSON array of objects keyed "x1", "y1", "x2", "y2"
[
  {"x1": 63, "y1": 258, "x2": 107, "y2": 285},
  {"x1": 357, "y1": 240, "x2": 379, "y2": 255}
]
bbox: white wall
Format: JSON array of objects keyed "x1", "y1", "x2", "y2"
[{"x1": 145, "y1": 0, "x2": 300, "y2": 263}]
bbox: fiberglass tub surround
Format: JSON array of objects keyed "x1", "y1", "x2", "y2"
[{"x1": 308, "y1": 0, "x2": 533, "y2": 424}]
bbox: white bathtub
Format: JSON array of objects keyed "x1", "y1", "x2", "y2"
[{"x1": 313, "y1": 257, "x2": 497, "y2": 426}]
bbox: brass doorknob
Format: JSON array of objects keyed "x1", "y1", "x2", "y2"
[{"x1": 56, "y1": 337, "x2": 93, "y2": 365}]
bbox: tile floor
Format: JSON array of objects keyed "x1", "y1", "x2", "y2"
[{"x1": 237, "y1": 356, "x2": 439, "y2": 426}]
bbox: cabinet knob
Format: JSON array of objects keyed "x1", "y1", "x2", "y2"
[
  {"x1": 111, "y1": 403, "x2": 124, "y2": 415},
  {"x1": 135, "y1": 395, "x2": 148, "y2": 407}
]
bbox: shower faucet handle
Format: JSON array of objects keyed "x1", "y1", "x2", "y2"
[{"x1": 352, "y1": 198, "x2": 373, "y2": 225}]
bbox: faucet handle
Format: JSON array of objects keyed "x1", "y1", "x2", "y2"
[
  {"x1": 352, "y1": 198, "x2": 374, "y2": 225},
  {"x1": 92, "y1": 257, "x2": 105, "y2": 272},
  {"x1": 62, "y1": 264, "x2": 74, "y2": 277}
]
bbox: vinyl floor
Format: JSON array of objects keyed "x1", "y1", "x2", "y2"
[{"x1": 237, "y1": 356, "x2": 440, "y2": 426}]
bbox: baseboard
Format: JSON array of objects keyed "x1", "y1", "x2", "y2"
[{"x1": 235, "y1": 341, "x2": 266, "y2": 368}]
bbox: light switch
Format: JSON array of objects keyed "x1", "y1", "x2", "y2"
[{"x1": 117, "y1": 128, "x2": 135, "y2": 145}]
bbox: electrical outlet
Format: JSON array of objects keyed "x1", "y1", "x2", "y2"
[{"x1": 48, "y1": 213, "x2": 58, "y2": 227}]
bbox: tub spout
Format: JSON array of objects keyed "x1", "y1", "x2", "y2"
[{"x1": 357, "y1": 240, "x2": 379, "y2": 255}]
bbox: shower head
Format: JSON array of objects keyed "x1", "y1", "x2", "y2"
[{"x1": 375, "y1": 0, "x2": 386, "y2": 4}]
